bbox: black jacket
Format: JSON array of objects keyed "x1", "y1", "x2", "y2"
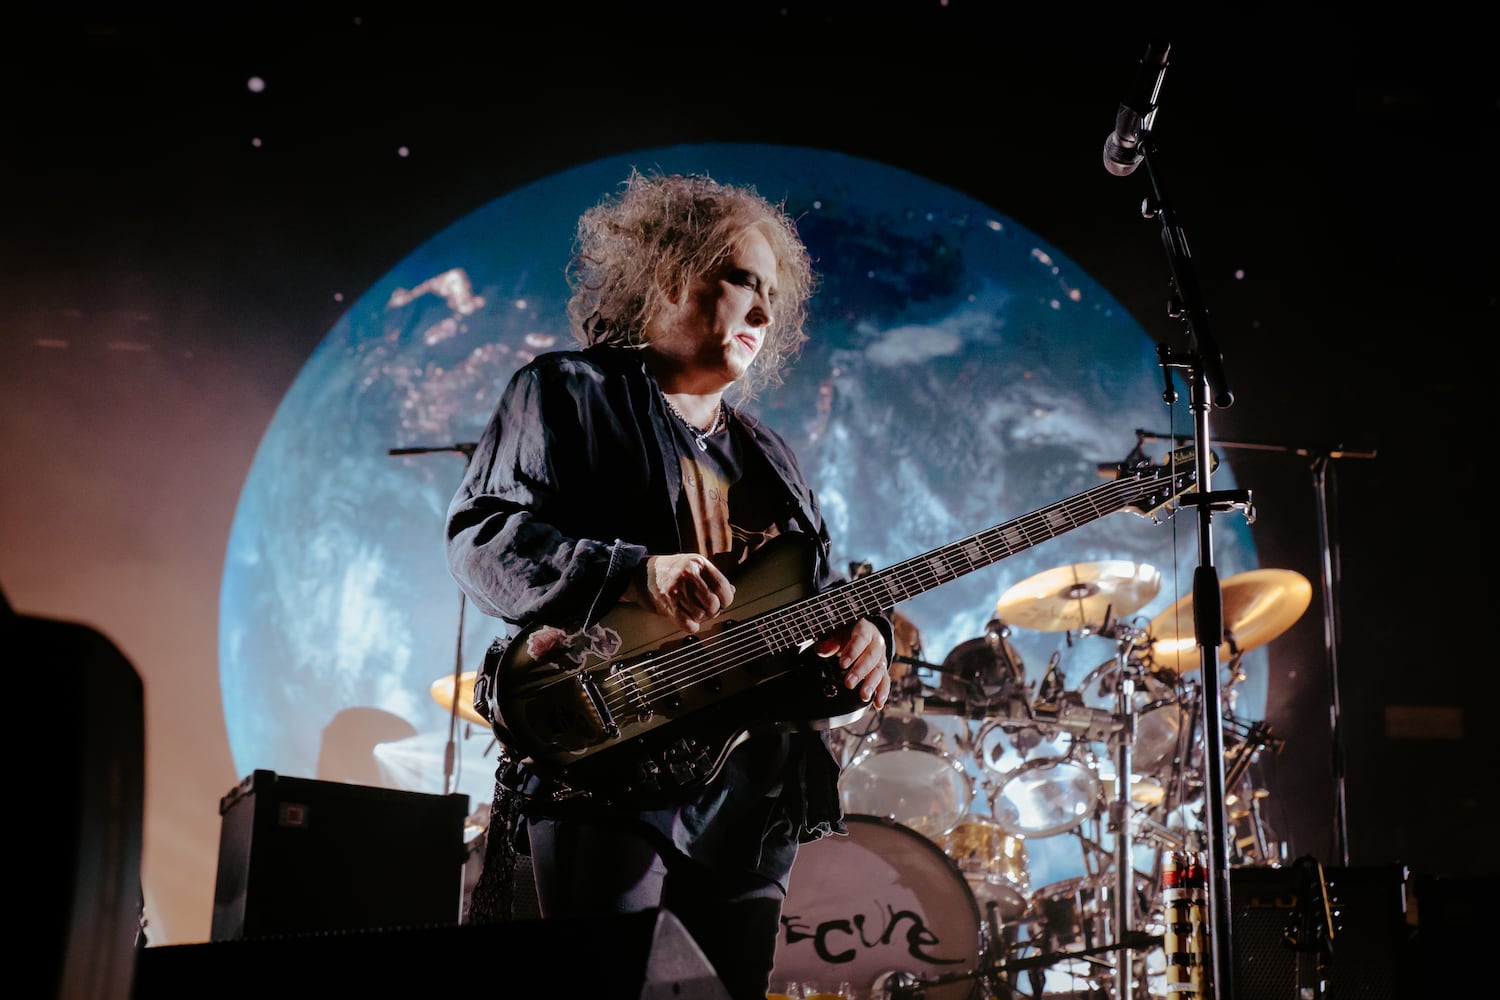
[{"x1": 446, "y1": 345, "x2": 892, "y2": 866}]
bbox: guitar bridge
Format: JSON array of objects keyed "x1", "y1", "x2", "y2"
[
  {"x1": 610, "y1": 658, "x2": 657, "y2": 725},
  {"x1": 579, "y1": 671, "x2": 620, "y2": 738}
]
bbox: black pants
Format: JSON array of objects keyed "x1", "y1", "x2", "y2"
[{"x1": 528, "y1": 813, "x2": 786, "y2": 1000}]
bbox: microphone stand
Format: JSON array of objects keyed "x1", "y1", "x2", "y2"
[
  {"x1": 1134, "y1": 429, "x2": 1376, "y2": 866},
  {"x1": 388, "y1": 442, "x2": 477, "y2": 796},
  {"x1": 1133, "y1": 132, "x2": 1251, "y2": 1000}
]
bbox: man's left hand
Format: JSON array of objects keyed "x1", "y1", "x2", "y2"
[{"x1": 813, "y1": 618, "x2": 890, "y2": 709}]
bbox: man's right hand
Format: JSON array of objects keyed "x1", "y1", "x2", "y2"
[{"x1": 626, "y1": 553, "x2": 736, "y2": 633}]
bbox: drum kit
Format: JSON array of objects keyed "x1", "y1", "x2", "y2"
[{"x1": 772, "y1": 560, "x2": 1311, "y2": 1000}]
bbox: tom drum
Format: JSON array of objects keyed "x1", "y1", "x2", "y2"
[
  {"x1": 979, "y1": 722, "x2": 1101, "y2": 839},
  {"x1": 838, "y1": 711, "x2": 974, "y2": 838}
]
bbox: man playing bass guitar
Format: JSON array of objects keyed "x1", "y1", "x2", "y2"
[{"x1": 445, "y1": 169, "x2": 895, "y2": 1000}]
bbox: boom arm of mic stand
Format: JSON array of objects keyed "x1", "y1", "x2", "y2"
[{"x1": 1134, "y1": 429, "x2": 1377, "y2": 461}]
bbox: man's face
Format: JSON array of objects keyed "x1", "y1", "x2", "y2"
[{"x1": 651, "y1": 226, "x2": 777, "y2": 391}]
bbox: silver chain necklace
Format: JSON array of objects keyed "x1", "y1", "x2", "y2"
[{"x1": 662, "y1": 394, "x2": 727, "y2": 452}]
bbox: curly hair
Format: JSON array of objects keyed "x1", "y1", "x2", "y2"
[{"x1": 565, "y1": 169, "x2": 815, "y2": 402}]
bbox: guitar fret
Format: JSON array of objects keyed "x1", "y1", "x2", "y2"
[
  {"x1": 934, "y1": 551, "x2": 965, "y2": 583},
  {"x1": 762, "y1": 617, "x2": 795, "y2": 652},
  {"x1": 973, "y1": 535, "x2": 1004, "y2": 563}
]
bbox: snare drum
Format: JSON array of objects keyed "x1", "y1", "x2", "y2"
[
  {"x1": 938, "y1": 816, "x2": 1030, "y2": 921},
  {"x1": 773, "y1": 815, "x2": 982, "y2": 1000},
  {"x1": 838, "y1": 711, "x2": 974, "y2": 838}
]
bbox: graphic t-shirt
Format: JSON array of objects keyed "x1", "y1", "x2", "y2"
[{"x1": 667, "y1": 412, "x2": 782, "y2": 572}]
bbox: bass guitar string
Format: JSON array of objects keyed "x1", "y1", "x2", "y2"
[{"x1": 586, "y1": 472, "x2": 1191, "y2": 722}]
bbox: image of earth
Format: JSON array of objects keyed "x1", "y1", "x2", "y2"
[{"x1": 219, "y1": 143, "x2": 1262, "y2": 897}]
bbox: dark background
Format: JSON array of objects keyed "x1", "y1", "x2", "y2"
[{"x1": 4, "y1": 5, "x2": 1495, "y2": 945}]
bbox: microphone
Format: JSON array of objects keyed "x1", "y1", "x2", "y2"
[
  {"x1": 872, "y1": 969, "x2": 927, "y2": 999},
  {"x1": 1102, "y1": 40, "x2": 1171, "y2": 177}
]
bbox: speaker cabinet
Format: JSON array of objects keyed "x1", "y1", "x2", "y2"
[
  {"x1": 136, "y1": 908, "x2": 730, "y2": 999},
  {"x1": 210, "y1": 770, "x2": 469, "y2": 940},
  {"x1": 1229, "y1": 863, "x2": 1414, "y2": 1000},
  {"x1": 17, "y1": 611, "x2": 146, "y2": 1000}
]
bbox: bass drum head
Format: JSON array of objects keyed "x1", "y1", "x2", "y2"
[{"x1": 772, "y1": 815, "x2": 981, "y2": 1000}]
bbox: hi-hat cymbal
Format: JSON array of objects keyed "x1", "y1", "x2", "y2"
[
  {"x1": 430, "y1": 670, "x2": 489, "y2": 727},
  {"x1": 1149, "y1": 569, "x2": 1312, "y2": 671},
  {"x1": 995, "y1": 560, "x2": 1162, "y2": 633}
]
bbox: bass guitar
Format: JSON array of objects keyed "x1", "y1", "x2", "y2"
[{"x1": 485, "y1": 446, "x2": 1209, "y2": 806}]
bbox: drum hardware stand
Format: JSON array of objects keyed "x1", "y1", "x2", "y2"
[
  {"x1": 1222, "y1": 719, "x2": 1286, "y2": 865},
  {"x1": 1101, "y1": 624, "x2": 1152, "y2": 999},
  {"x1": 886, "y1": 929, "x2": 1166, "y2": 1000}
]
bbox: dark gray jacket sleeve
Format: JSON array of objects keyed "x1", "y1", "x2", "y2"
[{"x1": 445, "y1": 358, "x2": 648, "y2": 632}]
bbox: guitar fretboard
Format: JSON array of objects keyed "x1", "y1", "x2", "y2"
[{"x1": 756, "y1": 468, "x2": 1181, "y2": 655}]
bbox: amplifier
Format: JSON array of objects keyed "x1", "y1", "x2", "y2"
[
  {"x1": 211, "y1": 769, "x2": 469, "y2": 940},
  {"x1": 1229, "y1": 863, "x2": 1414, "y2": 1000}
]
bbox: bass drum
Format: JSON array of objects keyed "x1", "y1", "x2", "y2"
[{"x1": 772, "y1": 815, "x2": 982, "y2": 1000}]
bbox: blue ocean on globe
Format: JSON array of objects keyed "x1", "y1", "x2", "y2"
[{"x1": 219, "y1": 143, "x2": 1263, "y2": 895}]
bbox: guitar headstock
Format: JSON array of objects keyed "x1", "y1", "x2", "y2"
[{"x1": 1120, "y1": 445, "x2": 1219, "y2": 520}]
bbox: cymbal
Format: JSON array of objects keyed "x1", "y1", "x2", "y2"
[
  {"x1": 1149, "y1": 569, "x2": 1312, "y2": 671},
  {"x1": 995, "y1": 560, "x2": 1162, "y2": 632},
  {"x1": 429, "y1": 670, "x2": 489, "y2": 727}
]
